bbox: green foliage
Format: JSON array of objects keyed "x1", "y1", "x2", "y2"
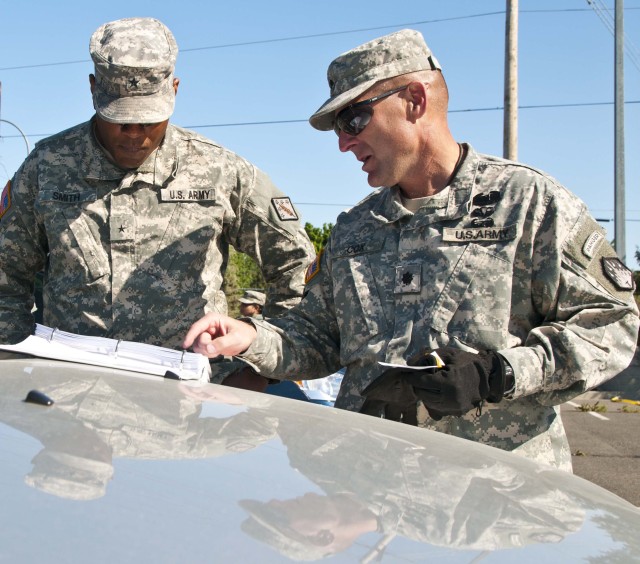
[
  {"x1": 577, "y1": 401, "x2": 607, "y2": 413},
  {"x1": 305, "y1": 222, "x2": 333, "y2": 254},
  {"x1": 223, "y1": 247, "x2": 265, "y2": 318},
  {"x1": 222, "y1": 222, "x2": 332, "y2": 315}
]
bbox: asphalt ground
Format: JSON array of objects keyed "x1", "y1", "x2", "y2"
[
  {"x1": 562, "y1": 394, "x2": 640, "y2": 507},
  {"x1": 560, "y1": 347, "x2": 640, "y2": 507}
]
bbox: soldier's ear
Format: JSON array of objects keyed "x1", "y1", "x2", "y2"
[
  {"x1": 173, "y1": 78, "x2": 180, "y2": 96},
  {"x1": 405, "y1": 81, "x2": 428, "y2": 119},
  {"x1": 89, "y1": 74, "x2": 96, "y2": 95}
]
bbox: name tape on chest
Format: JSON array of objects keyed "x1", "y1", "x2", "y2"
[
  {"x1": 39, "y1": 190, "x2": 97, "y2": 204},
  {"x1": 160, "y1": 188, "x2": 216, "y2": 202},
  {"x1": 442, "y1": 224, "x2": 517, "y2": 243}
]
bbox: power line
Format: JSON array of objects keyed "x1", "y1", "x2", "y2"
[
  {"x1": 586, "y1": 0, "x2": 640, "y2": 71},
  {"x1": 1, "y1": 7, "x2": 639, "y2": 72},
  {"x1": 1, "y1": 99, "x2": 637, "y2": 139}
]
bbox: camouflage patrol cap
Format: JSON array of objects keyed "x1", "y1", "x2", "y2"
[
  {"x1": 239, "y1": 290, "x2": 266, "y2": 306},
  {"x1": 309, "y1": 29, "x2": 441, "y2": 131},
  {"x1": 90, "y1": 17, "x2": 178, "y2": 124},
  {"x1": 25, "y1": 450, "x2": 114, "y2": 501}
]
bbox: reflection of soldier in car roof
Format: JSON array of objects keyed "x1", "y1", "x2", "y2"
[
  {"x1": 239, "y1": 415, "x2": 584, "y2": 560},
  {"x1": 0, "y1": 370, "x2": 278, "y2": 499}
]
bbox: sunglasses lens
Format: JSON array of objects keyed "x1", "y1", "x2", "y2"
[{"x1": 334, "y1": 106, "x2": 373, "y2": 136}]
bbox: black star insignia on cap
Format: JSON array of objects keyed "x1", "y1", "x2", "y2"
[{"x1": 128, "y1": 77, "x2": 140, "y2": 89}]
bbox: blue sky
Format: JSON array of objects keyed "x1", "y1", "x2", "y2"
[{"x1": 0, "y1": 0, "x2": 638, "y2": 265}]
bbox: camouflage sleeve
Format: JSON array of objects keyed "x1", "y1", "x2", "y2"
[
  {"x1": 0, "y1": 157, "x2": 47, "y2": 343},
  {"x1": 239, "y1": 247, "x2": 342, "y2": 380},
  {"x1": 499, "y1": 192, "x2": 639, "y2": 405},
  {"x1": 227, "y1": 165, "x2": 315, "y2": 318}
]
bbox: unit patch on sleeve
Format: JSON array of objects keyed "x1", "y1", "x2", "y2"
[
  {"x1": 271, "y1": 197, "x2": 299, "y2": 221},
  {"x1": 305, "y1": 249, "x2": 323, "y2": 284},
  {"x1": 601, "y1": 257, "x2": 634, "y2": 291},
  {"x1": 0, "y1": 180, "x2": 11, "y2": 220}
]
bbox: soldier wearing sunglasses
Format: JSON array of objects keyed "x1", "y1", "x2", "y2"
[{"x1": 184, "y1": 29, "x2": 638, "y2": 472}]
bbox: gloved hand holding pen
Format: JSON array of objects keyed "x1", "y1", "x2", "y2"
[{"x1": 360, "y1": 348, "x2": 513, "y2": 422}]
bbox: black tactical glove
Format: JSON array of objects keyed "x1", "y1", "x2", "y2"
[
  {"x1": 359, "y1": 369, "x2": 419, "y2": 425},
  {"x1": 405, "y1": 348, "x2": 508, "y2": 419},
  {"x1": 360, "y1": 348, "x2": 510, "y2": 423}
]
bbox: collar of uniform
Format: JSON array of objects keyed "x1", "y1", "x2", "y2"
[
  {"x1": 369, "y1": 186, "x2": 413, "y2": 223},
  {"x1": 135, "y1": 123, "x2": 180, "y2": 186},
  {"x1": 405, "y1": 142, "x2": 475, "y2": 227},
  {"x1": 447, "y1": 142, "x2": 476, "y2": 213},
  {"x1": 84, "y1": 118, "x2": 127, "y2": 182},
  {"x1": 83, "y1": 118, "x2": 179, "y2": 186},
  {"x1": 365, "y1": 143, "x2": 478, "y2": 224},
  {"x1": 116, "y1": 123, "x2": 179, "y2": 185}
]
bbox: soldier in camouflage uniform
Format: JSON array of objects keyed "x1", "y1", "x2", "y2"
[
  {"x1": 238, "y1": 290, "x2": 266, "y2": 320},
  {"x1": 183, "y1": 29, "x2": 639, "y2": 471},
  {"x1": 240, "y1": 415, "x2": 584, "y2": 560},
  {"x1": 0, "y1": 366, "x2": 278, "y2": 499},
  {"x1": 0, "y1": 17, "x2": 314, "y2": 351}
]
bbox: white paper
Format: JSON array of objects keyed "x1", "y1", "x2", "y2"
[
  {"x1": 0, "y1": 324, "x2": 211, "y2": 382},
  {"x1": 378, "y1": 351, "x2": 445, "y2": 371}
]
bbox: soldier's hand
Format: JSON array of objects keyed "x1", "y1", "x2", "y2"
[
  {"x1": 359, "y1": 368, "x2": 418, "y2": 425},
  {"x1": 404, "y1": 347, "x2": 507, "y2": 419},
  {"x1": 183, "y1": 313, "x2": 257, "y2": 358}
]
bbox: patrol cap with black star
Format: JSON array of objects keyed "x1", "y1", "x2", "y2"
[
  {"x1": 90, "y1": 17, "x2": 178, "y2": 124},
  {"x1": 309, "y1": 29, "x2": 441, "y2": 131}
]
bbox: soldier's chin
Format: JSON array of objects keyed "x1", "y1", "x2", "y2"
[{"x1": 113, "y1": 149, "x2": 150, "y2": 169}]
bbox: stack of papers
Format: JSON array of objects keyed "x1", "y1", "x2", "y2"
[{"x1": 0, "y1": 324, "x2": 211, "y2": 382}]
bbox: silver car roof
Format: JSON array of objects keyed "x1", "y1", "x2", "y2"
[{"x1": 2, "y1": 355, "x2": 639, "y2": 562}]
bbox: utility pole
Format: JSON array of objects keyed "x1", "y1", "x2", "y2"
[
  {"x1": 614, "y1": 0, "x2": 626, "y2": 262},
  {"x1": 503, "y1": 0, "x2": 518, "y2": 160}
]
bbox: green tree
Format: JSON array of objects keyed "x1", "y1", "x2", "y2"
[
  {"x1": 222, "y1": 222, "x2": 332, "y2": 315},
  {"x1": 223, "y1": 247, "x2": 265, "y2": 317},
  {"x1": 304, "y1": 222, "x2": 333, "y2": 254}
]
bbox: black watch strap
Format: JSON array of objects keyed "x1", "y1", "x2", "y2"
[{"x1": 502, "y1": 359, "x2": 515, "y2": 399}]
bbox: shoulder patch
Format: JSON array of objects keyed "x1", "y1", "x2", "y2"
[
  {"x1": 601, "y1": 257, "x2": 634, "y2": 291},
  {"x1": 582, "y1": 230, "x2": 605, "y2": 259},
  {"x1": 305, "y1": 249, "x2": 323, "y2": 284},
  {"x1": 564, "y1": 214, "x2": 606, "y2": 269},
  {"x1": 0, "y1": 180, "x2": 11, "y2": 219},
  {"x1": 271, "y1": 197, "x2": 299, "y2": 221},
  {"x1": 564, "y1": 212, "x2": 635, "y2": 298}
]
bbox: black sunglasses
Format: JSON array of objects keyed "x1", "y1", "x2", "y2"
[{"x1": 333, "y1": 84, "x2": 409, "y2": 136}]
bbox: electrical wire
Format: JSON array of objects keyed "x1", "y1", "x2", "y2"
[
  {"x1": 1, "y1": 7, "x2": 639, "y2": 72},
  {"x1": 586, "y1": 0, "x2": 640, "y2": 71}
]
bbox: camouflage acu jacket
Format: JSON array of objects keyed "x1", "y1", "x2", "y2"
[
  {"x1": 0, "y1": 119, "x2": 314, "y2": 348},
  {"x1": 240, "y1": 144, "x2": 639, "y2": 471}
]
